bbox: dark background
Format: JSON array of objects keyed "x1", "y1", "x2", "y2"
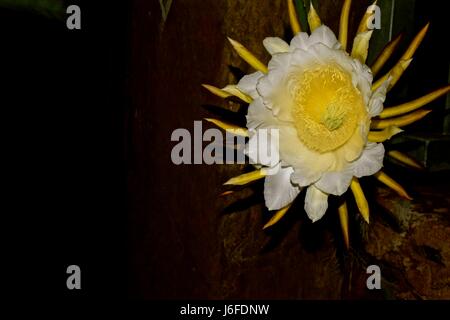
[
  {"x1": 3, "y1": 0, "x2": 128, "y2": 297},
  {"x1": 3, "y1": 0, "x2": 449, "y2": 299}
]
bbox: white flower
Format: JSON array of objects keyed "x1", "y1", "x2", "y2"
[{"x1": 238, "y1": 26, "x2": 387, "y2": 222}]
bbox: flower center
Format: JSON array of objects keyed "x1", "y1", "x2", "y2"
[
  {"x1": 322, "y1": 103, "x2": 346, "y2": 131},
  {"x1": 290, "y1": 64, "x2": 367, "y2": 153}
]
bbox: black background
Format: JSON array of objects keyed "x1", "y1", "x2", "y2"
[{"x1": 3, "y1": 0, "x2": 129, "y2": 298}]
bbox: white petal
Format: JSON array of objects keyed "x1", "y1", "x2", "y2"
[
  {"x1": 266, "y1": 50, "x2": 292, "y2": 72},
  {"x1": 297, "y1": 43, "x2": 352, "y2": 73},
  {"x1": 264, "y1": 166, "x2": 301, "y2": 210},
  {"x1": 368, "y1": 77, "x2": 391, "y2": 117},
  {"x1": 290, "y1": 170, "x2": 322, "y2": 188},
  {"x1": 245, "y1": 133, "x2": 261, "y2": 165},
  {"x1": 289, "y1": 26, "x2": 340, "y2": 51},
  {"x1": 352, "y1": 142, "x2": 385, "y2": 178},
  {"x1": 245, "y1": 127, "x2": 280, "y2": 167},
  {"x1": 256, "y1": 53, "x2": 297, "y2": 122},
  {"x1": 237, "y1": 71, "x2": 264, "y2": 99},
  {"x1": 246, "y1": 97, "x2": 279, "y2": 130},
  {"x1": 289, "y1": 32, "x2": 310, "y2": 51},
  {"x1": 307, "y1": 25, "x2": 341, "y2": 50},
  {"x1": 351, "y1": 59, "x2": 373, "y2": 105},
  {"x1": 304, "y1": 185, "x2": 329, "y2": 222},
  {"x1": 314, "y1": 166, "x2": 353, "y2": 196},
  {"x1": 263, "y1": 37, "x2": 290, "y2": 55}
]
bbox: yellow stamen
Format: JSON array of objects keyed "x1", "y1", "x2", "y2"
[
  {"x1": 372, "y1": 58, "x2": 412, "y2": 91},
  {"x1": 339, "y1": 0, "x2": 352, "y2": 51},
  {"x1": 338, "y1": 201, "x2": 350, "y2": 249},
  {"x1": 387, "y1": 151, "x2": 423, "y2": 170},
  {"x1": 357, "y1": 0, "x2": 377, "y2": 34},
  {"x1": 370, "y1": 109, "x2": 431, "y2": 129},
  {"x1": 227, "y1": 37, "x2": 268, "y2": 74},
  {"x1": 287, "y1": 0, "x2": 301, "y2": 34},
  {"x1": 219, "y1": 190, "x2": 234, "y2": 197},
  {"x1": 371, "y1": 32, "x2": 403, "y2": 77},
  {"x1": 387, "y1": 58, "x2": 413, "y2": 90},
  {"x1": 263, "y1": 203, "x2": 292, "y2": 229},
  {"x1": 374, "y1": 171, "x2": 413, "y2": 200},
  {"x1": 379, "y1": 85, "x2": 450, "y2": 118},
  {"x1": 350, "y1": 177, "x2": 369, "y2": 223},
  {"x1": 401, "y1": 23, "x2": 430, "y2": 61},
  {"x1": 351, "y1": 30, "x2": 373, "y2": 64},
  {"x1": 367, "y1": 126, "x2": 403, "y2": 142},
  {"x1": 224, "y1": 169, "x2": 266, "y2": 186},
  {"x1": 204, "y1": 118, "x2": 249, "y2": 137},
  {"x1": 222, "y1": 85, "x2": 253, "y2": 103},
  {"x1": 373, "y1": 23, "x2": 429, "y2": 91},
  {"x1": 201, "y1": 84, "x2": 232, "y2": 99},
  {"x1": 307, "y1": 3, "x2": 322, "y2": 32}
]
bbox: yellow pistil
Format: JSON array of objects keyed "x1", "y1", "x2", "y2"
[
  {"x1": 339, "y1": 0, "x2": 352, "y2": 50},
  {"x1": 292, "y1": 64, "x2": 367, "y2": 153},
  {"x1": 338, "y1": 201, "x2": 350, "y2": 249},
  {"x1": 387, "y1": 151, "x2": 423, "y2": 170},
  {"x1": 374, "y1": 171, "x2": 412, "y2": 200},
  {"x1": 350, "y1": 177, "x2": 369, "y2": 223},
  {"x1": 370, "y1": 109, "x2": 431, "y2": 129},
  {"x1": 224, "y1": 169, "x2": 266, "y2": 186},
  {"x1": 263, "y1": 203, "x2": 292, "y2": 229},
  {"x1": 227, "y1": 37, "x2": 268, "y2": 74},
  {"x1": 307, "y1": 3, "x2": 322, "y2": 32},
  {"x1": 379, "y1": 85, "x2": 450, "y2": 118},
  {"x1": 287, "y1": 0, "x2": 301, "y2": 34},
  {"x1": 204, "y1": 118, "x2": 249, "y2": 137}
]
